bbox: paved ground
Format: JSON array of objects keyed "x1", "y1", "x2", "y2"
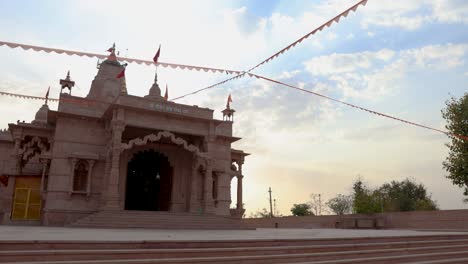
[{"x1": 0, "y1": 226, "x2": 466, "y2": 241}]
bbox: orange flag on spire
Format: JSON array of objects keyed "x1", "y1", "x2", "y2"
[
  {"x1": 116, "y1": 68, "x2": 125, "y2": 78},
  {"x1": 153, "y1": 45, "x2": 161, "y2": 64},
  {"x1": 226, "y1": 93, "x2": 232, "y2": 108},
  {"x1": 164, "y1": 84, "x2": 169, "y2": 100}
]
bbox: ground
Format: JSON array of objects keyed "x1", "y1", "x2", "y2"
[{"x1": 0, "y1": 226, "x2": 466, "y2": 241}]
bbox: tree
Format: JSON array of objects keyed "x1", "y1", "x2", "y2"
[
  {"x1": 351, "y1": 178, "x2": 438, "y2": 214},
  {"x1": 379, "y1": 178, "x2": 438, "y2": 212},
  {"x1": 249, "y1": 208, "x2": 271, "y2": 218},
  {"x1": 309, "y1": 193, "x2": 326, "y2": 215},
  {"x1": 441, "y1": 93, "x2": 468, "y2": 201},
  {"x1": 290, "y1": 203, "x2": 314, "y2": 216},
  {"x1": 327, "y1": 194, "x2": 352, "y2": 215},
  {"x1": 352, "y1": 179, "x2": 381, "y2": 214}
]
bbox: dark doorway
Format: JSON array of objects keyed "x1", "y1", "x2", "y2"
[{"x1": 125, "y1": 150, "x2": 173, "y2": 211}]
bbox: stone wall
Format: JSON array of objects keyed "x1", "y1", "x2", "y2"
[{"x1": 242, "y1": 209, "x2": 468, "y2": 230}]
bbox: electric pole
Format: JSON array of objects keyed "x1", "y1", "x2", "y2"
[
  {"x1": 274, "y1": 199, "x2": 277, "y2": 216},
  {"x1": 319, "y1": 194, "x2": 321, "y2": 216},
  {"x1": 268, "y1": 187, "x2": 273, "y2": 217}
]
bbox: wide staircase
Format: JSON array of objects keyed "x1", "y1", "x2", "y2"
[
  {"x1": 2, "y1": 234, "x2": 468, "y2": 263},
  {"x1": 70, "y1": 210, "x2": 244, "y2": 229}
]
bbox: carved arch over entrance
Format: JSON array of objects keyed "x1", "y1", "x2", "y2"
[
  {"x1": 121, "y1": 131, "x2": 207, "y2": 158},
  {"x1": 19, "y1": 136, "x2": 50, "y2": 167}
]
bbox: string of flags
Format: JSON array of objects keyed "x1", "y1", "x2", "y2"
[
  {"x1": 247, "y1": 0, "x2": 368, "y2": 72},
  {"x1": 0, "y1": 40, "x2": 243, "y2": 75},
  {"x1": 1, "y1": 70, "x2": 467, "y2": 141},
  {"x1": 172, "y1": 0, "x2": 369, "y2": 101},
  {"x1": 246, "y1": 72, "x2": 468, "y2": 142}
]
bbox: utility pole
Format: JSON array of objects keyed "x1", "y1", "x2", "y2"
[
  {"x1": 318, "y1": 194, "x2": 321, "y2": 216},
  {"x1": 273, "y1": 199, "x2": 277, "y2": 216},
  {"x1": 268, "y1": 187, "x2": 273, "y2": 218}
]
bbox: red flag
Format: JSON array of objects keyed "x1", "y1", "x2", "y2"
[
  {"x1": 116, "y1": 68, "x2": 125, "y2": 78},
  {"x1": 45, "y1": 86, "x2": 50, "y2": 98},
  {"x1": 226, "y1": 94, "x2": 232, "y2": 108},
  {"x1": 164, "y1": 84, "x2": 168, "y2": 100},
  {"x1": 153, "y1": 45, "x2": 161, "y2": 64},
  {"x1": 107, "y1": 47, "x2": 113, "y2": 52}
]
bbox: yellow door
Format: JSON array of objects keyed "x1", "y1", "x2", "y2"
[{"x1": 11, "y1": 177, "x2": 42, "y2": 220}]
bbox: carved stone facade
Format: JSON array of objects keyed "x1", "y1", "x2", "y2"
[{"x1": 0, "y1": 53, "x2": 248, "y2": 226}]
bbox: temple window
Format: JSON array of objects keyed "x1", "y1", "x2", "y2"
[
  {"x1": 73, "y1": 160, "x2": 88, "y2": 192},
  {"x1": 70, "y1": 158, "x2": 95, "y2": 196}
]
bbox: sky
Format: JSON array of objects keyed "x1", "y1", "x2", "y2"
[{"x1": 0, "y1": 0, "x2": 467, "y2": 215}]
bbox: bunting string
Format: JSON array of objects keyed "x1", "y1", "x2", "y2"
[
  {"x1": 172, "y1": 0, "x2": 369, "y2": 101},
  {"x1": 0, "y1": 91, "x2": 59, "y2": 102},
  {"x1": 0, "y1": 41, "x2": 243, "y2": 75},
  {"x1": 1, "y1": 79, "x2": 467, "y2": 141},
  {"x1": 247, "y1": 73, "x2": 468, "y2": 141},
  {"x1": 246, "y1": 0, "x2": 368, "y2": 72}
]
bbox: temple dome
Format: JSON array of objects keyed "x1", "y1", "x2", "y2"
[
  {"x1": 32, "y1": 104, "x2": 49, "y2": 124},
  {"x1": 145, "y1": 72, "x2": 164, "y2": 101}
]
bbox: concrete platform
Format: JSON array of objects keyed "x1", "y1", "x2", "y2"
[{"x1": 0, "y1": 226, "x2": 466, "y2": 241}]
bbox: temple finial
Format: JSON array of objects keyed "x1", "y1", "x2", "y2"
[
  {"x1": 45, "y1": 86, "x2": 50, "y2": 105},
  {"x1": 107, "y1": 43, "x2": 117, "y2": 61}
]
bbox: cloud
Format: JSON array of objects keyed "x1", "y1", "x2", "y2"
[
  {"x1": 303, "y1": 44, "x2": 467, "y2": 100},
  {"x1": 361, "y1": 0, "x2": 468, "y2": 30}
]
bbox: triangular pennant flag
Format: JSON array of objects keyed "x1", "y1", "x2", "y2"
[
  {"x1": 334, "y1": 17, "x2": 340, "y2": 23},
  {"x1": 351, "y1": 5, "x2": 358, "y2": 12},
  {"x1": 153, "y1": 45, "x2": 161, "y2": 64},
  {"x1": 226, "y1": 93, "x2": 232, "y2": 108},
  {"x1": 343, "y1": 10, "x2": 349, "y2": 17},
  {"x1": 361, "y1": 0, "x2": 368, "y2": 6}
]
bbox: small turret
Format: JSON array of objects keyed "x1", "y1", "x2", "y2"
[
  {"x1": 222, "y1": 94, "x2": 235, "y2": 121},
  {"x1": 60, "y1": 71, "x2": 75, "y2": 95}
]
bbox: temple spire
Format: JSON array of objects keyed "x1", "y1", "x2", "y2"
[
  {"x1": 45, "y1": 86, "x2": 50, "y2": 105},
  {"x1": 107, "y1": 43, "x2": 117, "y2": 61}
]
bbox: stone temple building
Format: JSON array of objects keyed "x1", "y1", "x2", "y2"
[{"x1": 0, "y1": 49, "x2": 248, "y2": 228}]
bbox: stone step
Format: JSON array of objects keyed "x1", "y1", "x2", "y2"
[
  {"x1": 3, "y1": 249, "x2": 468, "y2": 264},
  {"x1": 70, "y1": 211, "x2": 244, "y2": 230},
  {"x1": 1, "y1": 242, "x2": 468, "y2": 262},
  {"x1": 3, "y1": 235, "x2": 468, "y2": 250},
  {"x1": 289, "y1": 251, "x2": 468, "y2": 264}
]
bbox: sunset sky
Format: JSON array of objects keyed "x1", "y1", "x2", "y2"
[{"x1": 0, "y1": 0, "x2": 467, "y2": 215}]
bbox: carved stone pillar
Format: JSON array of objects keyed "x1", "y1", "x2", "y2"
[
  {"x1": 39, "y1": 158, "x2": 50, "y2": 193},
  {"x1": 203, "y1": 160, "x2": 214, "y2": 214},
  {"x1": 215, "y1": 171, "x2": 232, "y2": 215},
  {"x1": 236, "y1": 163, "x2": 243, "y2": 210},
  {"x1": 103, "y1": 119, "x2": 126, "y2": 210},
  {"x1": 11, "y1": 133, "x2": 22, "y2": 175},
  {"x1": 189, "y1": 156, "x2": 201, "y2": 213},
  {"x1": 87, "y1": 160, "x2": 95, "y2": 197}
]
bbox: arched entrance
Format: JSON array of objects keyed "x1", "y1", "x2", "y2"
[{"x1": 125, "y1": 150, "x2": 173, "y2": 211}]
